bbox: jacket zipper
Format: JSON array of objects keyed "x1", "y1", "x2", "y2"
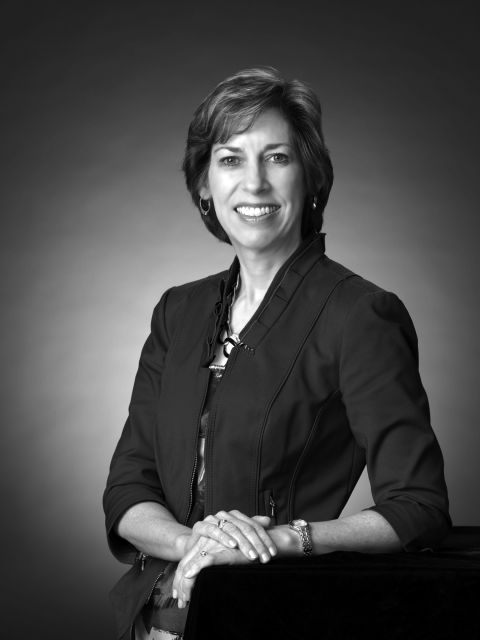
[
  {"x1": 269, "y1": 495, "x2": 276, "y2": 519},
  {"x1": 184, "y1": 369, "x2": 210, "y2": 525},
  {"x1": 144, "y1": 569, "x2": 166, "y2": 605},
  {"x1": 184, "y1": 451, "x2": 199, "y2": 526},
  {"x1": 141, "y1": 374, "x2": 210, "y2": 607},
  {"x1": 203, "y1": 346, "x2": 241, "y2": 514},
  {"x1": 146, "y1": 363, "x2": 222, "y2": 603},
  {"x1": 264, "y1": 489, "x2": 276, "y2": 522},
  {"x1": 135, "y1": 549, "x2": 166, "y2": 605}
]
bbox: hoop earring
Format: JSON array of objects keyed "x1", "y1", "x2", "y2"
[
  {"x1": 199, "y1": 197, "x2": 210, "y2": 216},
  {"x1": 312, "y1": 196, "x2": 318, "y2": 210}
]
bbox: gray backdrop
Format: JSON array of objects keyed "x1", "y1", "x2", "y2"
[{"x1": 2, "y1": 1, "x2": 479, "y2": 638}]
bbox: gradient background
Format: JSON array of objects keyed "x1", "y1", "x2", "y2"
[{"x1": 2, "y1": 1, "x2": 479, "y2": 638}]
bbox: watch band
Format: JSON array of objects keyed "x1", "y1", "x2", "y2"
[{"x1": 289, "y1": 519, "x2": 313, "y2": 556}]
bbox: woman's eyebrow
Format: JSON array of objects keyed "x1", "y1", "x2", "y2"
[
  {"x1": 213, "y1": 146, "x2": 243, "y2": 154},
  {"x1": 213, "y1": 142, "x2": 293, "y2": 154},
  {"x1": 263, "y1": 142, "x2": 292, "y2": 150}
]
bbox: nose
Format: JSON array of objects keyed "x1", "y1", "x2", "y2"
[{"x1": 242, "y1": 160, "x2": 268, "y2": 194}]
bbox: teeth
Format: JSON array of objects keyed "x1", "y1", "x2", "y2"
[{"x1": 236, "y1": 205, "x2": 279, "y2": 216}]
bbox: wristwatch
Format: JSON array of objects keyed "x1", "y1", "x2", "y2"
[{"x1": 288, "y1": 519, "x2": 313, "y2": 556}]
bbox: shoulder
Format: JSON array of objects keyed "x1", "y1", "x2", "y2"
[
  {"x1": 172, "y1": 269, "x2": 228, "y2": 293},
  {"x1": 319, "y1": 254, "x2": 383, "y2": 296},
  {"x1": 316, "y1": 254, "x2": 416, "y2": 341},
  {"x1": 166, "y1": 268, "x2": 228, "y2": 305},
  {"x1": 318, "y1": 253, "x2": 406, "y2": 310},
  {"x1": 152, "y1": 269, "x2": 229, "y2": 338}
]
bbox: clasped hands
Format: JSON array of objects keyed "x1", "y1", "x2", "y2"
[{"x1": 173, "y1": 510, "x2": 277, "y2": 608}]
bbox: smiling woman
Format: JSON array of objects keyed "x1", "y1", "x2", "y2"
[
  {"x1": 205, "y1": 110, "x2": 307, "y2": 256},
  {"x1": 183, "y1": 67, "x2": 333, "y2": 245},
  {"x1": 103, "y1": 67, "x2": 451, "y2": 640}
]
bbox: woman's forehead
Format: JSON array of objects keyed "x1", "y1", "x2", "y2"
[{"x1": 213, "y1": 108, "x2": 293, "y2": 149}]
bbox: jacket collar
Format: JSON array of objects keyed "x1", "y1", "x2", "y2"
[
  {"x1": 218, "y1": 232, "x2": 326, "y2": 343},
  {"x1": 205, "y1": 232, "x2": 326, "y2": 364},
  {"x1": 221, "y1": 231, "x2": 325, "y2": 306}
]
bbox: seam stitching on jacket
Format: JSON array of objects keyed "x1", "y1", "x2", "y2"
[
  {"x1": 338, "y1": 288, "x2": 429, "y2": 545},
  {"x1": 287, "y1": 389, "x2": 341, "y2": 521},
  {"x1": 204, "y1": 344, "x2": 242, "y2": 515},
  {"x1": 240, "y1": 235, "x2": 324, "y2": 343},
  {"x1": 339, "y1": 289, "x2": 391, "y2": 357},
  {"x1": 154, "y1": 282, "x2": 205, "y2": 520},
  {"x1": 250, "y1": 272, "x2": 347, "y2": 516}
]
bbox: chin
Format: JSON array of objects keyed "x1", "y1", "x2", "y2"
[{"x1": 233, "y1": 227, "x2": 295, "y2": 252}]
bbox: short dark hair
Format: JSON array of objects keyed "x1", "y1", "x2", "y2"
[{"x1": 182, "y1": 66, "x2": 334, "y2": 244}]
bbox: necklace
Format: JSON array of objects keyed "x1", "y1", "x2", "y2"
[{"x1": 219, "y1": 272, "x2": 241, "y2": 358}]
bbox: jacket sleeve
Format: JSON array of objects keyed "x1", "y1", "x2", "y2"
[
  {"x1": 339, "y1": 290, "x2": 451, "y2": 551},
  {"x1": 103, "y1": 288, "x2": 174, "y2": 564}
]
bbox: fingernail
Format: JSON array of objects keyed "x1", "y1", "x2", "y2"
[
  {"x1": 173, "y1": 589, "x2": 178, "y2": 599},
  {"x1": 261, "y1": 552, "x2": 270, "y2": 563},
  {"x1": 269, "y1": 547, "x2": 277, "y2": 556},
  {"x1": 184, "y1": 570, "x2": 192, "y2": 578},
  {"x1": 178, "y1": 599, "x2": 184, "y2": 608},
  {"x1": 249, "y1": 550, "x2": 258, "y2": 559},
  {"x1": 229, "y1": 540, "x2": 237, "y2": 547}
]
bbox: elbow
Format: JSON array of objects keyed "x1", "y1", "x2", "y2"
[
  {"x1": 405, "y1": 505, "x2": 452, "y2": 552},
  {"x1": 368, "y1": 499, "x2": 452, "y2": 552}
]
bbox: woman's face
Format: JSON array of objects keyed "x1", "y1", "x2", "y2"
[{"x1": 204, "y1": 108, "x2": 306, "y2": 254}]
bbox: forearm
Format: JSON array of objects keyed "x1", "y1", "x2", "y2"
[
  {"x1": 269, "y1": 510, "x2": 403, "y2": 557},
  {"x1": 114, "y1": 501, "x2": 191, "y2": 561}
]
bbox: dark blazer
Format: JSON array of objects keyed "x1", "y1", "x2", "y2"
[{"x1": 104, "y1": 232, "x2": 451, "y2": 637}]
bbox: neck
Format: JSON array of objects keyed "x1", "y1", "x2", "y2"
[{"x1": 233, "y1": 234, "x2": 302, "y2": 306}]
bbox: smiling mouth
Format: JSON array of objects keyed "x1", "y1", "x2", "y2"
[{"x1": 234, "y1": 205, "x2": 281, "y2": 217}]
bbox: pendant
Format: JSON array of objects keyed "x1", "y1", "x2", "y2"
[{"x1": 223, "y1": 333, "x2": 240, "y2": 358}]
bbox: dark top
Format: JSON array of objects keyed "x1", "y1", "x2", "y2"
[{"x1": 104, "y1": 232, "x2": 451, "y2": 638}]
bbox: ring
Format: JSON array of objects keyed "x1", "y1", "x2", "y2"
[
  {"x1": 217, "y1": 518, "x2": 228, "y2": 530},
  {"x1": 200, "y1": 550, "x2": 208, "y2": 557}
]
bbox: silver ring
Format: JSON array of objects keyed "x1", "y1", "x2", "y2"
[
  {"x1": 217, "y1": 518, "x2": 228, "y2": 530},
  {"x1": 200, "y1": 550, "x2": 208, "y2": 557}
]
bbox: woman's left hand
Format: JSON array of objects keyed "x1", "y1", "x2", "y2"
[
  {"x1": 173, "y1": 514, "x2": 273, "y2": 606},
  {"x1": 173, "y1": 536, "x2": 247, "y2": 606}
]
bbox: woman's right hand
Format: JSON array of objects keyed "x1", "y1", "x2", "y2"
[{"x1": 180, "y1": 510, "x2": 277, "y2": 564}]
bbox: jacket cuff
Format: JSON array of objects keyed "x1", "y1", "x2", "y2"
[
  {"x1": 364, "y1": 502, "x2": 451, "y2": 552},
  {"x1": 105, "y1": 486, "x2": 167, "y2": 564},
  {"x1": 364, "y1": 504, "x2": 419, "y2": 551}
]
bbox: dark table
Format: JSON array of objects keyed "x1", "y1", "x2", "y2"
[{"x1": 184, "y1": 526, "x2": 480, "y2": 639}]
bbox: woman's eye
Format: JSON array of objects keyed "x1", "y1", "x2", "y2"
[
  {"x1": 268, "y1": 153, "x2": 289, "y2": 164},
  {"x1": 220, "y1": 156, "x2": 241, "y2": 166}
]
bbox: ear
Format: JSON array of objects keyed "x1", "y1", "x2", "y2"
[
  {"x1": 199, "y1": 174, "x2": 211, "y2": 200},
  {"x1": 199, "y1": 186, "x2": 211, "y2": 200}
]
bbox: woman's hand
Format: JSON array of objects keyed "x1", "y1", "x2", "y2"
[
  {"x1": 182, "y1": 511, "x2": 276, "y2": 563},
  {"x1": 173, "y1": 535, "x2": 250, "y2": 606},
  {"x1": 174, "y1": 511, "x2": 277, "y2": 607}
]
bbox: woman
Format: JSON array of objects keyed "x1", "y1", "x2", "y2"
[{"x1": 104, "y1": 67, "x2": 451, "y2": 640}]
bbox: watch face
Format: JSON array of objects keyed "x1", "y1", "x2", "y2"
[{"x1": 292, "y1": 519, "x2": 307, "y2": 527}]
